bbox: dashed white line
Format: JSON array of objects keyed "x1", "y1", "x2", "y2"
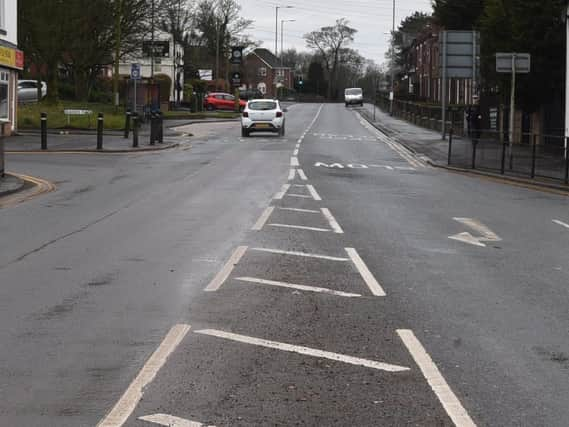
[
  {"x1": 204, "y1": 246, "x2": 248, "y2": 291},
  {"x1": 273, "y1": 184, "x2": 290, "y2": 200},
  {"x1": 250, "y1": 247, "x2": 349, "y2": 261},
  {"x1": 97, "y1": 324, "x2": 192, "y2": 427},
  {"x1": 553, "y1": 219, "x2": 569, "y2": 229},
  {"x1": 252, "y1": 207, "x2": 274, "y2": 231},
  {"x1": 321, "y1": 208, "x2": 344, "y2": 234},
  {"x1": 235, "y1": 277, "x2": 361, "y2": 298},
  {"x1": 269, "y1": 223, "x2": 331, "y2": 232},
  {"x1": 306, "y1": 184, "x2": 322, "y2": 201},
  {"x1": 276, "y1": 207, "x2": 320, "y2": 213},
  {"x1": 195, "y1": 329, "x2": 409, "y2": 372},
  {"x1": 293, "y1": 148, "x2": 299, "y2": 156},
  {"x1": 345, "y1": 248, "x2": 386, "y2": 296},
  {"x1": 397, "y1": 329, "x2": 477, "y2": 427},
  {"x1": 290, "y1": 157, "x2": 299, "y2": 167}
]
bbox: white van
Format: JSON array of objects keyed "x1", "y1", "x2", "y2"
[{"x1": 344, "y1": 88, "x2": 363, "y2": 107}]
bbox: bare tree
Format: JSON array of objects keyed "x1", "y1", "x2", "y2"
[{"x1": 304, "y1": 19, "x2": 357, "y2": 99}]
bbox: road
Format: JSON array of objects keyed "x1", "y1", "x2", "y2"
[{"x1": 1, "y1": 103, "x2": 569, "y2": 426}]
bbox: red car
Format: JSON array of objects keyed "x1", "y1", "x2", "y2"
[{"x1": 204, "y1": 92, "x2": 246, "y2": 111}]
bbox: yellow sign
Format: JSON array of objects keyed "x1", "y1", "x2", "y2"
[{"x1": 0, "y1": 46, "x2": 24, "y2": 70}]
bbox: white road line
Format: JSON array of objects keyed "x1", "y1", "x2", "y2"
[
  {"x1": 397, "y1": 329, "x2": 477, "y2": 427},
  {"x1": 297, "y1": 169, "x2": 308, "y2": 180},
  {"x1": 292, "y1": 184, "x2": 307, "y2": 187},
  {"x1": 269, "y1": 223, "x2": 331, "y2": 232},
  {"x1": 553, "y1": 219, "x2": 569, "y2": 229},
  {"x1": 204, "y1": 246, "x2": 248, "y2": 291},
  {"x1": 288, "y1": 168, "x2": 295, "y2": 180},
  {"x1": 251, "y1": 207, "x2": 274, "y2": 231},
  {"x1": 345, "y1": 248, "x2": 386, "y2": 296},
  {"x1": 236, "y1": 276, "x2": 361, "y2": 298},
  {"x1": 250, "y1": 247, "x2": 349, "y2": 261},
  {"x1": 293, "y1": 148, "x2": 299, "y2": 156},
  {"x1": 287, "y1": 193, "x2": 312, "y2": 198},
  {"x1": 291, "y1": 157, "x2": 299, "y2": 167},
  {"x1": 273, "y1": 184, "x2": 290, "y2": 200},
  {"x1": 97, "y1": 324, "x2": 192, "y2": 427},
  {"x1": 138, "y1": 414, "x2": 209, "y2": 427},
  {"x1": 321, "y1": 208, "x2": 344, "y2": 234},
  {"x1": 297, "y1": 138, "x2": 302, "y2": 143},
  {"x1": 306, "y1": 184, "x2": 322, "y2": 201},
  {"x1": 195, "y1": 329, "x2": 409, "y2": 372},
  {"x1": 276, "y1": 207, "x2": 320, "y2": 213}
]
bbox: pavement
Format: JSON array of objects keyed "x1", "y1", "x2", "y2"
[
  {"x1": 1, "y1": 103, "x2": 569, "y2": 426},
  {"x1": 0, "y1": 173, "x2": 25, "y2": 197}
]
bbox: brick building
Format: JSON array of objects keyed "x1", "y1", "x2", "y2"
[{"x1": 243, "y1": 49, "x2": 293, "y2": 98}]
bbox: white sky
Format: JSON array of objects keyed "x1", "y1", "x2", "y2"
[{"x1": 238, "y1": 0, "x2": 433, "y2": 66}]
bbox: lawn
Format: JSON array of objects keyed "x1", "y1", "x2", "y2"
[{"x1": 18, "y1": 101, "x2": 240, "y2": 130}]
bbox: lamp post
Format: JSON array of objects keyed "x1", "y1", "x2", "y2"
[
  {"x1": 275, "y1": 5, "x2": 293, "y2": 57},
  {"x1": 281, "y1": 19, "x2": 295, "y2": 65},
  {"x1": 390, "y1": 0, "x2": 395, "y2": 116},
  {"x1": 565, "y1": 3, "x2": 569, "y2": 157}
]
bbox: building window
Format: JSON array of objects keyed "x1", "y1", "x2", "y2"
[
  {"x1": 0, "y1": 70, "x2": 9, "y2": 121},
  {"x1": 276, "y1": 69, "x2": 285, "y2": 78},
  {"x1": 258, "y1": 67, "x2": 267, "y2": 77}
]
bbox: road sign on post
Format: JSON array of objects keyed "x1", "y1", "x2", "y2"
[
  {"x1": 131, "y1": 63, "x2": 141, "y2": 114},
  {"x1": 231, "y1": 71, "x2": 241, "y2": 87},
  {"x1": 495, "y1": 52, "x2": 531, "y2": 167}
]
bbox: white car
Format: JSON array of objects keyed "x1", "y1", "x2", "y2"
[
  {"x1": 18, "y1": 80, "x2": 47, "y2": 103},
  {"x1": 345, "y1": 87, "x2": 363, "y2": 107},
  {"x1": 241, "y1": 99, "x2": 286, "y2": 137}
]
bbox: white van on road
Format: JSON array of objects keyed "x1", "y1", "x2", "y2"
[{"x1": 345, "y1": 88, "x2": 363, "y2": 107}]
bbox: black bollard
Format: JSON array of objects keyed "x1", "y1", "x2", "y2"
[
  {"x1": 158, "y1": 112, "x2": 163, "y2": 143},
  {"x1": 41, "y1": 112, "x2": 48, "y2": 150},
  {"x1": 132, "y1": 113, "x2": 139, "y2": 148},
  {"x1": 447, "y1": 128, "x2": 453, "y2": 165},
  {"x1": 97, "y1": 113, "x2": 104, "y2": 150},
  {"x1": 149, "y1": 112, "x2": 156, "y2": 145},
  {"x1": 124, "y1": 110, "x2": 131, "y2": 139}
]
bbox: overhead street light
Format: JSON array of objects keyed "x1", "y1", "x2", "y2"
[
  {"x1": 281, "y1": 19, "x2": 296, "y2": 65},
  {"x1": 275, "y1": 5, "x2": 293, "y2": 57}
]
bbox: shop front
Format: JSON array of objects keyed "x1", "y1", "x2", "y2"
[{"x1": 0, "y1": 45, "x2": 24, "y2": 136}]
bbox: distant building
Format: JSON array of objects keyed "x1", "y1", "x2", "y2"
[
  {"x1": 243, "y1": 49, "x2": 293, "y2": 98},
  {"x1": 0, "y1": 0, "x2": 24, "y2": 136}
]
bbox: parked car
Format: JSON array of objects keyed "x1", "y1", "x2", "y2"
[
  {"x1": 18, "y1": 80, "x2": 47, "y2": 103},
  {"x1": 344, "y1": 87, "x2": 363, "y2": 107},
  {"x1": 241, "y1": 99, "x2": 286, "y2": 137},
  {"x1": 239, "y1": 88, "x2": 263, "y2": 101},
  {"x1": 203, "y1": 92, "x2": 246, "y2": 111}
]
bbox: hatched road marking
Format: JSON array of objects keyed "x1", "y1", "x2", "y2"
[
  {"x1": 553, "y1": 219, "x2": 569, "y2": 229},
  {"x1": 273, "y1": 184, "x2": 291, "y2": 200},
  {"x1": 306, "y1": 184, "x2": 322, "y2": 201},
  {"x1": 204, "y1": 246, "x2": 248, "y2": 291},
  {"x1": 195, "y1": 329, "x2": 410, "y2": 372},
  {"x1": 235, "y1": 276, "x2": 362, "y2": 298},
  {"x1": 345, "y1": 248, "x2": 386, "y2": 296},
  {"x1": 321, "y1": 208, "x2": 344, "y2": 234},
  {"x1": 252, "y1": 207, "x2": 274, "y2": 231},
  {"x1": 139, "y1": 413, "x2": 213, "y2": 427},
  {"x1": 268, "y1": 223, "x2": 331, "y2": 232},
  {"x1": 250, "y1": 247, "x2": 349, "y2": 262}
]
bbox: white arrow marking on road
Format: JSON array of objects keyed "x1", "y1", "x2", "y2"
[
  {"x1": 139, "y1": 413, "x2": 215, "y2": 427},
  {"x1": 448, "y1": 218, "x2": 501, "y2": 247},
  {"x1": 195, "y1": 329, "x2": 409, "y2": 372},
  {"x1": 553, "y1": 219, "x2": 569, "y2": 229}
]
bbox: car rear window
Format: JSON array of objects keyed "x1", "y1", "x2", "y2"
[
  {"x1": 345, "y1": 88, "x2": 362, "y2": 95},
  {"x1": 248, "y1": 101, "x2": 277, "y2": 111}
]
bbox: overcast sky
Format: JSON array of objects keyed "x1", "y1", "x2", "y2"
[{"x1": 238, "y1": 0, "x2": 433, "y2": 67}]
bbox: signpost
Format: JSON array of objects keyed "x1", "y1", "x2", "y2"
[
  {"x1": 495, "y1": 53, "x2": 531, "y2": 166},
  {"x1": 439, "y1": 31, "x2": 480, "y2": 139},
  {"x1": 131, "y1": 63, "x2": 141, "y2": 113}
]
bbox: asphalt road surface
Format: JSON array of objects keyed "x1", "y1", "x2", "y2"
[{"x1": 1, "y1": 104, "x2": 569, "y2": 427}]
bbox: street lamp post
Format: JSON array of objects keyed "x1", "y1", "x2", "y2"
[
  {"x1": 390, "y1": 0, "x2": 395, "y2": 116},
  {"x1": 565, "y1": 4, "x2": 569, "y2": 157},
  {"x1": 275, "y1": 5, "x2": 293, "y2": 57},
  {"x1": 281, "y1": 19, "x2": 296, "y2": 65}
]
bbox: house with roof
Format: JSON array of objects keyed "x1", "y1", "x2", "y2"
[{"x1": 243, "y1": 48, "x2": 293, "y2": 98}]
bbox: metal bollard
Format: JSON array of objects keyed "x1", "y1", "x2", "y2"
[
  {"x1": 97, "y1": 113, "x2": 104, "y2": 150},
  {"x1": 158, "y1": 112, "x2": 163, "y2": 143},
  {"x1": 124, "y1": 110, "x2": 131, "y2": 139},
  {"x1": 447, "y1": 128, "x2": 453, "y2": 165},
  {"x1": 149, "y1": 112, "x2": 156, "y2": 145},
  {"x1": 564, "y1": 140, "x2": 569, "y2": 185},
  {"x1": 41, "y1": 112, "x2": 48, "y2": 150},
  {"x1": 471, "y1": 139, "x2": 478, "y2": 169},
  {"x1": 530, "y1": 135, "x2": 537, "y2": 179},
  {"x1": 132, "y1": 113, "x2": 139, "y2": 148},
  {"x1": 501, "y1": 142, "x2": 507, "y2": 174}
]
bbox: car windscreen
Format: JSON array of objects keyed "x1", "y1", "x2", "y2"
[
  {"x1": 248, "y1": 101, "x2": 277, "y2": 111},
  {"x1": 345, "y1": 88, "x2": 362, "y2": 96}
]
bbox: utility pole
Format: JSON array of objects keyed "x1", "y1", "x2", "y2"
[
  {"x1": 113, "y1": 0, "x2": 122, "y2": 110},
  {"x1": 151, "y1": 0, "x2": 155, "y2": 79},
  {"x1": 390, "y1": 0, "x2": 395, "y2": 116},
  {"x1": 565, "y1": 4, "x2": 569, "y2": 158},
  {"x1": 275, "y1": 5, "x2": 293, "y2": 57}
]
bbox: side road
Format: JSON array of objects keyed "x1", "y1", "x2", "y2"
[{"x1": 360, "y1": 103, "x2": 569, "y2": 193}]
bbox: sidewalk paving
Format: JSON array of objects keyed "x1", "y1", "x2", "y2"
[{"x1": 0, "y1": 173, "x2": 25, "y2": 198}]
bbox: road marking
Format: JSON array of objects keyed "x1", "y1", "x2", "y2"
[
  {"x1": 97, "y1": 324, "x2": 191, "y2": 427},
  {"x1": 315, "y1": 162, "x2": 345, "y2": 168},
  {"x1": 553, "y1": 219, "x2": 569, "y2": 229},
  {"x1": 0, "y1": 173, "x2": 56, "y2": 209},
  {"x1": 345, "y1": 248, "x2": 386, "y2": 296},
  {"x1": 292, "y1": 184, "x2": 306, "y2": 187},
  {"x1": 252, "y1": 207, "x2": 274, "y2": 231},
  {"x1": 288, "y1": 168, "x2": 295, "y2": 180},
  {"x1": 397, "y1": 329, "x2": 477, "y2": 427},
  {"x1": 195, "y1": 329, "x2": 409, "y2": 372},
  {"x1": 449, "y1": 218, "x2": 501, "y2": 247},
  {"x1": 290, "y1": 157, "x2": 299, "y2": 167},
  {"x1": 297, "y1": 169, "x2": 308, "y2": 180},
  {"x1": 204, "y1": 246, "x2": 248, "y2": 291},
  {"x1": 250, "y1": 247, "x2": 349, "y2": 261},
  {"x1": 276, "y1": 207, "x2": 319, "y2": 213},
  {"x1": 273, "y1": 184, "x2": 290, "y2": 200},
  {"x1": 306, "y1": 184, "x2": 322, "y2": 201},
  {"x1": 139, "y1": 413, "x2": 212, "y2": 427},
  {"x1": 321, "y1": 208, "x2": 343, "y2": 233},
  {"x1": 287, "y1": 193, "x2": 312, "y2": 198},
  {"x1": 293, "y1": 148, "x2": 299, "y2": 156},
  {"x1": 269, "y1": 223, "x2": 330, "y2": 232},
  {"x1": 236, "y1": 277, "x2": 362, "y2": 298}
]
